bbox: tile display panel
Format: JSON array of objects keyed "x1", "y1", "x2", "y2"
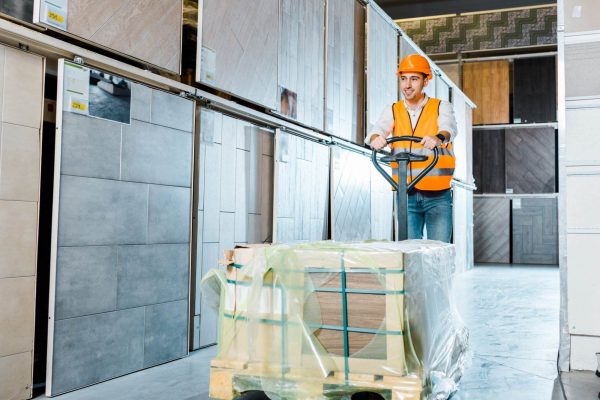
[
  {"x1": 331, "y1": 146, "x2": 392, "y2": 241},
  {"x1": 366, "y1": 4, "x2": 398, "y2": 135},
  {"x1": 273, "y1": 130, "x2": 329, "y2": 243},
  {"x1": 278, "y1": 0, "x2": 325, "y2": 129},
  {"x1": 512, "y1": 57, "x2": 556, "y2": 124},
  {"x1": 47, "y1": 60, "x2": 194, "y2": 396},
  {"x1": 474, "y1": 197, "x2": 510, "y2": 264},
  {"x1": 0, "y1": 45, "x2": 44, "y2": 400},
  {"x1": 325, "y1": 0, "x2": 365, "y2": 143},
  {"x1": 193, "y1": 107, "x2": 274, "y2": 348},
  {"x1": 35, "y1": 0, "x2": 183, "y2": 73},
  {"x1": 198, "y1": 0, "x2": 279, "y2": 110},
  {"x1": 463, "y1": 61, "x2": 510, "y2": 125}
]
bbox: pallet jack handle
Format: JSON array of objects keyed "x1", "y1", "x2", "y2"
[{"x1": 371, "y1": 136, "x2": 439, "y2": 240}]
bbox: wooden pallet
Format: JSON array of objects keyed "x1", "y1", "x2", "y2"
[
  {"x1": 209, "y1": 360, "x2": 422, "y2": 400},
  {"x1": 214, "y1": 244, "x2": 423, "y2": 399}
]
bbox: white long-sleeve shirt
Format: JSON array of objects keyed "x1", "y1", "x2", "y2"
[{"x1": 365, "y1": 96, "x2": 458, "y2": 145}]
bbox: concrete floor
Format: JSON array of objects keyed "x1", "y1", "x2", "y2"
[{"x1": 34, "y1": 265, "x2": 600, "y2": 399}]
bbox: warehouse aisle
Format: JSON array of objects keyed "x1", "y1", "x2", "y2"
[
  {"x1": 32, "y1": 265, "x2": 582, "y2": 400},
  {"x1": 452, "y1": 265, "x2": 563, "y2": 400}
]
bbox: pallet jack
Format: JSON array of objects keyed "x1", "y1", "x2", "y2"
[
  {"x1": 371, "y1": 136, "x2": 439, "y2": 241},
  {"x1": 237, "y1": 137, "x2": 439, "y2": 400}
]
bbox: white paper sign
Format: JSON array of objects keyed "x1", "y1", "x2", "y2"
[
  {"x1": 201, "y1": 46, "x2": 216, "y2": 84},
  {"x1": 41, "y1": 0, "x2": 68, "y2": 30},
  {"x1": 63, "y1": 61, "x2": 90, "y2": 116}
]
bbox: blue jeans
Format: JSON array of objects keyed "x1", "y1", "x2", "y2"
[{"x1": 407, "y1": 189, "x2": 453, "y2": 243}]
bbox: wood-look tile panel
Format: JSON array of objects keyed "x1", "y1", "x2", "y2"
[
  {"x1": 513, "y1": 57, "x2": 556, "y2": 123},
  {"x1": 440, "y1": 63, "x2": 460, "y2": 88},
  {"x1": 474, "y1": 197, "x2": 510, "y2": 264},
  {"x1": 512, "y1": 197, "x2": 558, "y2": 265},
  {"x1": 463, "y1": 61, "x2": 510, "y2": 125},
  {"x1": 473, "y1": 129, "x2": 505, "y2": 194},
  {"x1": 505, "y1": 127, "x2": 556, "y2": 194}
]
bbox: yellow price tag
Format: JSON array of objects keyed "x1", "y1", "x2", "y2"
[
  {"x1": 71, "y1": 101, "x2": 87, "y2": 112},
  {"x1": 48, "y1": 11, "x2": 65, "y2": 24}
]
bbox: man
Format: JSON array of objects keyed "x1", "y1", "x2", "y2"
[{"x1": 367, "y1": 54, "x2": 457, "y2": 243}]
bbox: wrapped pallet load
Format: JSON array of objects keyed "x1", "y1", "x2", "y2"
[{"x1": 202, "y1": 241, "x2": 469, "y2": 400}]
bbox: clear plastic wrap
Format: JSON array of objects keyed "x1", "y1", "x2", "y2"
[
  {"x1": 202, "y1": 240, "x2": 469, "y2": 400},
  {"x1": 403, "y1": 241, "x2": 471, "y2": 400}
]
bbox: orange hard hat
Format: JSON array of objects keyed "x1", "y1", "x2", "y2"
[{"x1": 397, "y1": 54, "x2": 432, "y2": 80}]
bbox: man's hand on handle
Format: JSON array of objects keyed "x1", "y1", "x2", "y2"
[
  {"x1": 369, "y1": 134, "x2": 388, "y2": 151},
  {"x1": 420, "y1": 135, "x2": 442, "y2": 150}
]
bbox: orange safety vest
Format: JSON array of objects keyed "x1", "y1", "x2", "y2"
[{"x1": 391, "y1": 98, "x2": 455, "y2": 191}]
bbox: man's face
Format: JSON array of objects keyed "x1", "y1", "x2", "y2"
[{"x1": 400, "y1": 72, "x2": 428, "y2": 101}]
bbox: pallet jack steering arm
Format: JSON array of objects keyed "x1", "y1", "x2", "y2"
[{"x1": 371, "y1": 136, "x2": 439, "y2": 240}]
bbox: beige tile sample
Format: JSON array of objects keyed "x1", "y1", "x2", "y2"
[
  {"x1": 0, "y1": 352, "x2": 32, "y2": 400},
  {"x1": 0, "y1": 123, "x2": 40, "y2": 201},
  {"x1": 65, "y1": 0, "x2": 182, "y2": 73},
  {"x1": 0, "y1": 44, "x2": 43, "y2": 400},
  {"x1": 2, "y1": 47, "x2": 43, "y2": 128},
  {"x1": 565, "y1": 0, "x2": 600, "y2": 33},
  {"x1": 0, "y1": 200, "x2": 38, "y2": 279},
  {"x1": 0, "y1": 277, "x2": 36, "y2": 357}
]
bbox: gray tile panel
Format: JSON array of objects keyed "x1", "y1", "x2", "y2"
[
  {"x1": 55, "y1": 246, "x2": 118, "y2": 320},
  {"x1": 57, "y1": 176, "x2": 148, "y2": 246},
  {"x1": 50, "y1": 308, "x2": 145, "y2": 395},
  {"x1": 130, "y1": 83, "x2": 152, "y2": 123},
  {"x1": 122, "y1": 119, "x2": 192, "y2": 187},
  {"x1": 148, "y1": 185, "x2": 191, "y2": 244},
  {"x1": 117, "y1": 244, "x2": 189, "y2": 310},
  {"x1": 150, "y1": 90, "x2": 194, "y2": 132},
  {"x1": 60, "y1": 112, "x2": 122, "y2": 180},
  {"x1": 143, "y1": 300, "x2": 188, "y2": 367}
]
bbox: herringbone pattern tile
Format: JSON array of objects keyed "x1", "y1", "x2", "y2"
[
  {"x1": 505, "y1": 128, "x2": 556, "y2": 194},
  {"x1": 474, "y1": 197, "x2": 510, "y2": 264},
  {"x1": 512, "y1": 198, "x2": 558, "y2": 265}
]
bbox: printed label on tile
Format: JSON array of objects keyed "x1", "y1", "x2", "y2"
[
  {"x1": 62, "y1": 61, "x2": 132, "y2": 124},
  {"x1": 513, "y1": 198, "x2": 522, "y2": 209},
  {"x1": 41, "y1": 0, "x2": 68, "y2": 30}
]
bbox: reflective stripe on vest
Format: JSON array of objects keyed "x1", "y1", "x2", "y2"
[{"x1": 391, "y1": 98, "x2": 455, "y2": 191}]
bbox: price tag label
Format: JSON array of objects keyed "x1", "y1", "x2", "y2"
[
  {"x1": 47, "y1": 10, "x2": 65, "y2": 24},
  {"x1": 70, "y1": 100, "x2": 87, "y2": 112}
]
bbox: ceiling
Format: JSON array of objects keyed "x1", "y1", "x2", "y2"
[{"x1": 377, "y1": 0, "x2": 555, "y2": 19}]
